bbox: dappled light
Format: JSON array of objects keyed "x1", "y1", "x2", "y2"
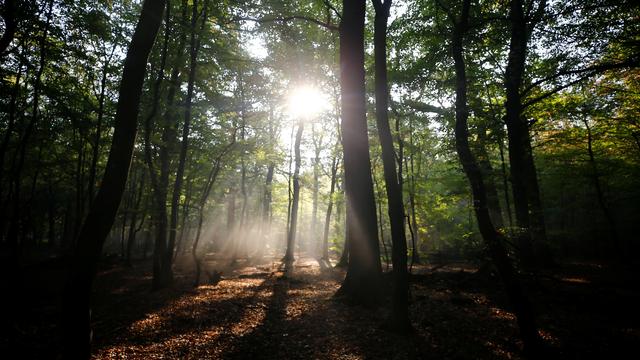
[{"x1": 2, "y1": 0, "x2": 639, "y2": 359}]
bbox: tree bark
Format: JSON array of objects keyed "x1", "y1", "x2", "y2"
[
  {"x1": 450, "y1": 1, "x2": 541, "y2": 355},
  {"x1": 61, "y1": 0, "x2": 166, "y2": 357},
  {"x1": 285, "y1": 122, "x2": 304, "y2": 261},
  {"x1": 322, "y1": 148, "x2": 339, "y2": 261},
  {"x1": 336, "y1": 0, "x2": 382, "y2": 305},
  {"x1": 504, "y1": 0, "x2": 548, "y2": 266},
  {"x1": 372, "y1": 0, "x2": 410, "y2": 330}
]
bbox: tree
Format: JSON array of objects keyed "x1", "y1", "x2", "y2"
[
  {"x1": 60, "y1": 0, "x2": 166, "y2": 357},
  {"x1": 335, "y1": 0, "x2": 382, "y2": 305},
  {"x1": 448, "y1": 0, "x2": 541, "y2": 355},
  {"x1": 371, "y1": 0, "x2": 410, "y2": 330}
]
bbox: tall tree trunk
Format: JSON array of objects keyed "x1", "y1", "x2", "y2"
[
  {"x1": 143, "y1": 0, "x2": 171, "y2": 290},
  {"x1": 168, "y1": 0, "x2": 208, "y2": 273},
  {"x1": 499, "y1": 137, "x2": 514, "y2": 227},
  {"x1": 255, "y1": 161, "x2": 275, "y2": 259},
  {"x1": 193, "y1": 163, "x2": 221, "y2": 286},
  {"x1": 335, "y1": 171, "x2": 349, "y2": 268},
  {"x1": 311, "y1": 124, "x2": 322, "y2": 256},
  {"x1": 583, "y1": 119, "x2": 619, "y2": 255},
  {"x1": 61, "y1": 0, "x2": 166, "y2": 357},
  {"x1": 504, "y1": 0, "x2": 548, "y2": 266},
  {"x1": 285, "y1": 122, "x2": 303, "y2": 261},
  {"x1": 174, "y1": 174, "x2": 193, "y2": 260},
  {"x1": 450, "y1": 1, "x2": 541, "y2": 355},
  {"x1": 126, "y1": 170, "x2": 146, "y2": 266},
  {"x1": 6, "y1": 0, "x2": 53, "y2": 249},
  {"x1": 322, "y1": 149, "x2": 339, "y2": 260},
  {"x1": 154, "y1": 0, "x2": 189, "y2": 288},
  {"x1": 372, "y1": 0, "x2": 410, "y2": 330},
  {"x1": 336, "y1": 0, "x2": 382, "y2": 305},
  {"x1": 87, "y1": 49, "x2": 115, "y2": 207}
]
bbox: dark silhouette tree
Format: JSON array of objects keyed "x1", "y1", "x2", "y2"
[
  {"x1": 371, "y1": 0, "x2": 410, "y2": 330},
  {"x1": 448, "y1": 0, "x2": 541, "y2": 355},
  {"x1": 336, "y1": 0, "x2": 382, "y2": 305},
  {"x1": 61, "y1": 0, "x2": 166, "y2": 357}
]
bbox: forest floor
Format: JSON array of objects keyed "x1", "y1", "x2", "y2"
[{"x1": 6, "y1": 252, "x2": 640, "y2": 359}]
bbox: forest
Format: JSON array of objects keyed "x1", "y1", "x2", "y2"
[{"x1": 1, "y1": 0, "x2": 638, "y2": 358}]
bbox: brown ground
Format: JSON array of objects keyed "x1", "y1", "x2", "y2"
[{"x1": 6, "y1": 254, "x2": 640, "y2": 359}]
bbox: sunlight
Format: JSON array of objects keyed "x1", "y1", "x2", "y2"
[{"x1": 286, "y1": 85, "x2": 329, "y2": 120}]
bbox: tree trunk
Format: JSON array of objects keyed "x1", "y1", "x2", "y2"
[
  {"x1": 583, "y1": 119, "x2": 619, "y2": 255},
  {"x1": 255, "y1": 161, "x2": 275, "y2": 259},
  {"x1": 61, "y1": 0, "x2": 166, "y2": 357},
  {"x1": 311, "y1": 125, "x2": 322, "y2": 256},
  {"x1": 6, "y1": 0, "x2": 53, "y2": 249},
  {"x1": 336, "y1": 0, "x2": 382, "y2": 305},
  {"x1": 476, "y1": 125, "x2": 504, "y2": 228},
  {"x1": 372, "y1": 0, "x2": 410, "y2": 330},
  {"x1": 126, "y1": 170, "x2": 146, "y2": 266},
  {"x1": 87, "y1": 50, "x2": 114, "y2": 207},
  {"x1": 504, "y1": 0, "x2": 548, "y2": 266},
  {"x1": 154, "y1": 0, "x2": 189, "y2": 288},
  {"x1": 451, "y1": 1, "x2": 541, "y2": 355},
  {"x1": 285, "y1": 123, "x2": 303, "y2": 261},
  {"x1": 169, "y1": 0, "x2": 208, "y2": 272},
  {"x1": 322, "y1": 151, "x2": 339, "y2": 261}
]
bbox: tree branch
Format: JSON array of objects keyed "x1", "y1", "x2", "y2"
[
  {"x1": 522, "y1": 57, "x2": 640, "y2": 96},
  {"x1": 322, "y1": 0, "x2": 342, "y2": 20},
  {"x1": 232, "y1": 15, "x2": 339, "y2": 32},
  {"x1": 403, "y1": 99, "x2": 449, "y2": 115}
]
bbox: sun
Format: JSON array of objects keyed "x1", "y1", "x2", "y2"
[{"x1": 286, "y1": 85, "x2": 329, "y2": 120}]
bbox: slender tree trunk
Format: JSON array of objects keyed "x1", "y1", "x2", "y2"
[
  {"x1": 174, "y1": 174, "x2": 193, "y2": 261},
  {"x1": 154, "y1": 0, "x2": 189, "y2": 288},
  {"x1": 372, "y1": 0, "x2": 410, "y2": 329},
  {"x1": 6, "y1": 0, "x2": 53, "y2": 249},
  {"x1": 285, "y1": 122, "x2": 304, "y2": 261},
  {"x1": 126, "y1": 170, "x2": 146, "y2": 266},
  {"x1": 143, "y1": 0, "x2": 171, "y2": 290},
  {"x1": 169, "y1": 0, "x2": 208, "y2": 272},
  {"x1": 408, "y1": 158, "x2": 421, "y2": 266},
  {"x1": 61, "y1": 0, "x2": 166, "y2": 357},
  {"x1": 583, "y1": 119, "x2": 620, "y2": 255},
  {"x1": 193, "y1": 136, "x2": 234, "y2": 285},
  {"x1": 336, "y1": 0, "x2": 382, "y2": 305},
  {"x1": 322, "y1": 151, "x2": 339, "y2": 260},
  {"x1": 499, "y1": 137, "x2": 514, "y2": 227},
  {"x1": 311, "y1": 125, "x2": 322, "y2": 256},
  {"x1": 255, "y1": 161, "x2": 275, "y2": 259},
  {"x1": 87, "y1": 50, "x2": 115, "y2": 207},
  {"x1": 451, "y1": 2, "x2": 541, "y2": 355}
]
